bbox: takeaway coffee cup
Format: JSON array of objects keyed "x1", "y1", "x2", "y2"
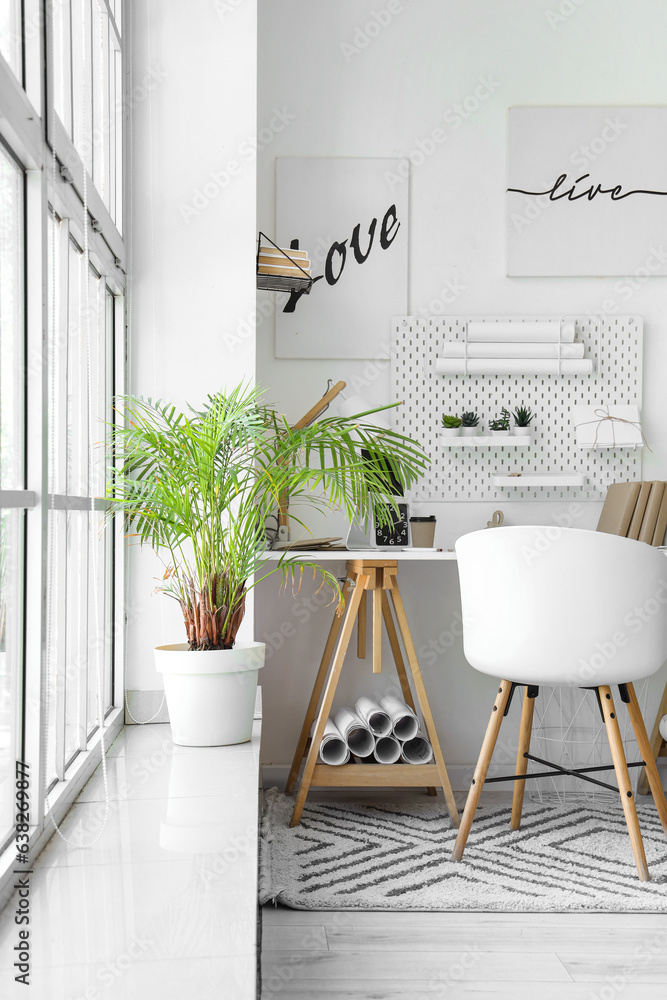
[{"x1": 409, "y1": 515, "x2": 436, "y2": 547}]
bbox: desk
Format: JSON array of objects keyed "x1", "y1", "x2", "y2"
[
  {"x1": 265, "y1": 548, "x2": 458, "y2": 561},
  {"x1": 276, "y1": 551, "x2": 461, "y2": 829}
]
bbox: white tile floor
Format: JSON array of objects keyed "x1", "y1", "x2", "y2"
[{"x1": 0, "y1": 722, "x2": 261, "y2": 1000}]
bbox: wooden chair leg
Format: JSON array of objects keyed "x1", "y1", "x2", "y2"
[
  {"x1": 624, "y1": 682, "x2": 667, "y2": 837},
  {"x1": 452, "y1": 680, "x2": 513, "y2": 861},
  {"x1": 599, "y1": 685, "x2": 650, "y2": 882},
  {"x1": 389, "y1": 582, "x2": 460, "y2": 827},
  {"x1": 289, "y1": 575, "x2": 368, "y2": 827},
  {"x1": 381, "y1": 591, "x2": 436, "y2": 796},
  {"x1": 637, "y1": 677, "x2": 667, "y2": 796},
  {"x1": 285, "y1": 575, "x2": 352, "y2": 794},
  {"x1": 511, "y1": 686, "x2": 535, "y2": 831}
]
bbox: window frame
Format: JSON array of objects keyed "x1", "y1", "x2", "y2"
[{"x1": 0, "y1": 0, "x2": 128, "y2": 899}]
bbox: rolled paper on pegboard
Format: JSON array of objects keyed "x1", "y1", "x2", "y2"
[
  {"x1": 373, "y1": 735, "x2": 402, "y2": 764},
  {"x1": 435, "y1": 358, "x2": 593, "y2": 376},
  {"x1": 355, "y1": 696, "x2": 392, "y2": 737},
  {"x1": 310, "y1": 718, "x2": 350, "y2": 766},
  {"x1": 379, "y1": 695, "x2": 419, "y2": 742},
  {"x1": 466, "y1": 320, "x2": 576, "y2": 343},
  {"x1": 333, "y1": 707, "x2": 375, "y2": 758},
  {"x1": 439, "y1": 342, "x2": 584, "y2": 359},
  {"x1": 401, "y1": 732, "x2": 434, "y2": 765}
]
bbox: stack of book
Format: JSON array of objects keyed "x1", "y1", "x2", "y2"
[
  {"x1": 257, "y1": 244, "x2": 311, "y2": 279},
  {"x1": 597, "y1": 481, "x2": 667, "y2": 546}
]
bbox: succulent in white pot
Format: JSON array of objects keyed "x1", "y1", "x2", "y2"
[
  {"x1": 108, "y1": 385, "x2": 428, "y2": 746},
  {"x1": 440, "y1": 414, "x2": 462, "y2": 438},
  {"x1": 488, "y1": 407, "x2": 512, "y2": 437},
  {"x1": 512, "y1": 405, "x2": 534, "y2": 436},
  {"x1": 460, "y1": 410, "x2": 480, "y2": 437}
]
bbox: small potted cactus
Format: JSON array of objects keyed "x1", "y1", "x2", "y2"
[
  {"x1": 440, "y1": 414, "x2": 462, "y2": 438},
  {"x1": 460, "y1": 410, "x2": 480, "y2": 437},
  {"x1": 512, "y1": 405, "x2": 534, "y2": 437},
  {"x1": 488, "y1": 407, "x2": 512, "y2": 437}
]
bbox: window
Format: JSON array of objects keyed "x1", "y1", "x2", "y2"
[
  {"x1": 55, "y1": 0, "x2": 123, "y2": 228},
  {"x1": 0, "y1": 141, "x2": 24, "y2": 849},
  {"x1": 0, "y1": 0, "x2": 126, "y2": 884},
  {"x1": 0, "y1": 0, "x2": 22, "y2": 82},
  {"x1": 45, "y1": 231, "x2": 117, "y2": 785}
]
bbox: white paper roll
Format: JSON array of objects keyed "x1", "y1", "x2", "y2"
[
  {"x1": 355, "y1": 697, "x2": 392, "y2": 737},
  {"x1": 467, "y1": 320, "x2": 576, "y2": 343},
  {"x1": 333, "y1": 707, "x2": 375, "y2": 758},
  {"x1": 434, "y1": 358, "x2": 593, "y2": 376},
  {"x1": 659, "y1": 714, "x2": 667, "y2": 743},
  {"x1": 373, "y1": 735, "x2": 402, "y2": 764},
  {"x1": 379, "y1": 695, "x2": 419, "y2": 742},
  {"x1": 401, "y1": 732, "x2": 434, "y2": 764},
  {"x1": 310, "y1": 718, "x2": 350, "y2": 766},
  {"x1": 439, "y1": 342, "x2": 584, "y2": 359}
]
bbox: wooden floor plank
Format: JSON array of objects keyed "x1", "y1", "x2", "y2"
[
  {"x1": 261, "y1": 950, "x2": 572, "y2": 983},
  {"x1": 261, "y1": 924, "x2": 329, "y2": 952},
  {"x1": 325, "y1": 923, "x2": 665, "y2": 954},
  {"x1": 262, "y1": 906, "x2": 667, "y2": 930},
  {"x1": 259, "y1": 983, "x2": 663, "y2": 999},
  {"x1": 561, "y1": 952, "x2": 667, "y2": 983}
]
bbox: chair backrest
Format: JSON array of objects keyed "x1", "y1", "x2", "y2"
[{"x1": 455, "y1": 526, "x2": 667, "y2": 686}]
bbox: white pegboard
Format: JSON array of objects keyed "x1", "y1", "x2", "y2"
[{"x1": 391, "y1": 315, "x2": 643, "y2": 501}]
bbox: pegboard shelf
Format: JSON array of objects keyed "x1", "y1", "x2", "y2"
[
  {"x1": 392, "y1": 314, "x2": 643, "y2": 501},
  {"x1": 493, "y1": 474, "x2": 587, "y2": 488},
  {"x1": 437, "y1": 433, "x2": 532, "y2": 448},
  {"x1": 577, "y1": 444, "x2": 644, "y2": 451}
]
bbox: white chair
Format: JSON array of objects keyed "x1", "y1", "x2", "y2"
[{"x1": 452, "y1": 525, "x2": 667, "y2": 881}]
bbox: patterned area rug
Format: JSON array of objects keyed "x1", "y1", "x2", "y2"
[{"x1": 259, "y1": 788, "x2": 667, "y2": 911}]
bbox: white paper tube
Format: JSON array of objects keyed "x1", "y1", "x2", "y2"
[
  {"x1": 401, "y1": 732, "x2": 434, "y2": 765},
  {"x1": 355, "y1": 697, "x2": 392, "y2": 737},
  {"x1": 467, "y1": 320, "x2": 576, "y2": 343},
  {"x1": 333, "y1": 707, "x2": 375, "y2": 758},
  {"x1": 434, "y1": 358, "x2": 593, "y2": 376},
  {"x1": 379, "y1": 695, "x2": 419, "y2": 742},
  {"x1": 310, "y1": 718, "x2": 350, "y2": 766},
  {"x1": 373, "y1": 735, "x2": 402, "y2": 764},
  {"x1": 439, "y1": 342, "x2": 584, "y2": 359}
]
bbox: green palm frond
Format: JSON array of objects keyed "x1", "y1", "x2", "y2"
[{"x1": 107, "y1": 384, "x2": 429, "y2": 649}]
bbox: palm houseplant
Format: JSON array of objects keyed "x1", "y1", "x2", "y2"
[{"x1": 107, "y1": 385, "x2": 428, "y2": 746}]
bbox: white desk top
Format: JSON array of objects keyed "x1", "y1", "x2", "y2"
[{"x1": 264, "y1": 548, "x2": 458, "y2": 561}]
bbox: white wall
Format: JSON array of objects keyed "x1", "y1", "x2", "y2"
[
  {"x1": 256, "y1": 0, "x2": 667, "y2": 782},
  {"x1": 126, "y1": 0, "x2": 257, "y2": 715}
]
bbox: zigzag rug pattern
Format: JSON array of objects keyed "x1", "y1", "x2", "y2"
[{"x1": 259, "y1": 788, "x2": 667, "y2": 910}]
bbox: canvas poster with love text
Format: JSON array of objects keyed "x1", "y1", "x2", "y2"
[
  {"x1": 507, "y1": 106, "x2": 667, "y2": 276},
  {"x1": 274, "y1": 157, "x2": 408, "y2": 358}
]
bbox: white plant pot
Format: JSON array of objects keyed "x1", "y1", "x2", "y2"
[
  {"x1": 490, "y1": 430, "x2": 511, "y2": 438},
  {"x1": 512, "y1": 426, "x2": 532, "y2": 436},
  {"x1": 154, "y1": 641, "x2": 265, "y2": 747},
  {"x1": 461, "y1": 427, "x2": 479, "y2": 437},
  {"x1": 440, "y1": 427, "x2": 461, "y2": 437}
]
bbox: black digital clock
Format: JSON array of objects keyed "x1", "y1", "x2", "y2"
[{"x1": 375, "y1": 501, "x2": 409, "y2": 547}]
